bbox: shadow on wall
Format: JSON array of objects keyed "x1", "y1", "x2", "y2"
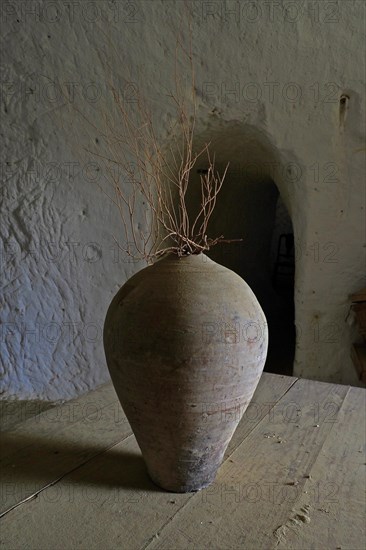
[{"x1": 186, "y1": 120, "x2": 296, "y2": 376}]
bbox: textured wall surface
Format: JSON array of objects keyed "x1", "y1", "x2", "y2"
[{"x1": 1, "y1": 0, "x2": 365, "y2": 400}]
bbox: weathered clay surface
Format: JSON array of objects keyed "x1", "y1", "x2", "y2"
[{"x1": 104, "y1": 254, "x2": 268, "y2": 491}]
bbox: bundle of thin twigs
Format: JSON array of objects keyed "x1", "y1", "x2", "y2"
[{"x1": 82, "y1": 8, "x2": 241, "y2": 263}]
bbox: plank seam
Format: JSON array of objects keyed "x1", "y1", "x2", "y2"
[{"x1": 0, "y1": 433, "x2": 133, "y2": 519}]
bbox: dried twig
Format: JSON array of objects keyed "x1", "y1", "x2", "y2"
[{"x1": 62, "y1": 3, "x2": 243, "y2": 263}]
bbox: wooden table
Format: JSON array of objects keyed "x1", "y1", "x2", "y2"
[{"x1": 1, "y1": 374, "x2": 365, "y2": 549}]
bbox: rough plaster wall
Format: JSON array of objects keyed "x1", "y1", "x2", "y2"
[{"x1": 1, "y1": 0, "x2": 365, "y2": 400}]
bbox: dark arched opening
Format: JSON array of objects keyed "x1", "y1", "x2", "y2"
[{"x1": 266, "y1": 196, "x2": 296, "y2": 375}]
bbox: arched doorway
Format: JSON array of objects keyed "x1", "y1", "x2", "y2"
[{"x1": 186, "y1": 121, "x2": 296, "y2": 375}]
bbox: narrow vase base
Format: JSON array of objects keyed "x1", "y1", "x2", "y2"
[{"x1": 147, "y1": 469, "x2": 217, "y2": 493}]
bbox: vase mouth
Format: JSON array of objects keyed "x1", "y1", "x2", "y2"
[{"x1": 154, "y1": 251, "x2": 211, "y2": 264}]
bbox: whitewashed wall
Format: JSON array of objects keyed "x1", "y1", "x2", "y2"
[{"x1": 1, "y1": 0, "x2": 365, "y2": 400}]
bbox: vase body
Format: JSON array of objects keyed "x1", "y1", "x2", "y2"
[{"x1": 103, "y1": 253, "x2": 268, "y2": 492}]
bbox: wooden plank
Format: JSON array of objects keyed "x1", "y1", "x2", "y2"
[
  {"x1": 226, "y1": 373, "x2": 296, "y2": 456},
  {"x1": 0, "y1": 374, "x2": 294, "y2": 549},
  {"x1": 0, "y1": 401, "x2": 55, "y2": 432},
  {"x1": 0, "y1": 382, "x2": 117, "y2": 459},
  {"x1": 274, "y1": 386, "x2": 366, "y2": 550},
  {"x1": 350, "y1": 287, "x2": 366, "y2": 302},
  {"x1": 0, "y1": 383, "x2": 131, "y2": 515},
  {"x1": 143, "y1": 378, "x2": 352, "y2": 549},
  {"x1": 0, "y1": 436, "x2": 187, "y2": 550}
]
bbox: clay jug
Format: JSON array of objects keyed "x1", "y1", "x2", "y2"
[{"x1": 103, "y1": 253, "x2": 268, "y2": 492}]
